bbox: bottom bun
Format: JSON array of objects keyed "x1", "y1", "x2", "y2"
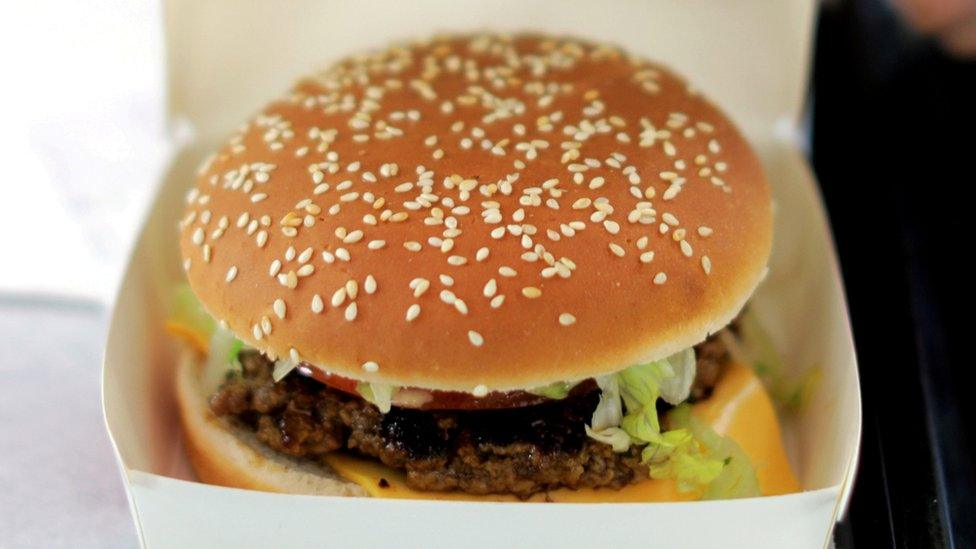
[{"x1": 176, "y1": 354, "x2": 366, "y2": 497}]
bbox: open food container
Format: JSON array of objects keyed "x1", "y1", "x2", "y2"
[{"x1": 103, "y1": 1, "x2": 861, "y2": 546}]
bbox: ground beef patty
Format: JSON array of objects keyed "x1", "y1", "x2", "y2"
[{"x1": 210, "y1": 334, "x2": 730, "y2": 498}]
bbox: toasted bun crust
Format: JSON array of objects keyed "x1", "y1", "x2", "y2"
[
  {"x1": 179, "y1": 33, "x2": 772, "y2": 392},
  {"x1": 177, "y1": 355, "x2": 366, "y2": 496}
]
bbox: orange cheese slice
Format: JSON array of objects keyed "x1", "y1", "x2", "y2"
[
  {"x1": 324, "y1": 362, "x2": 799, "y2": 502},
  {"x1": 165, "y1": 321, "x2": 209, "y2": 354}
]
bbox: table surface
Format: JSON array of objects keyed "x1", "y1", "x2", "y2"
[{"x1": 0, "y1": 297, "x2": 138, "y2": 548}]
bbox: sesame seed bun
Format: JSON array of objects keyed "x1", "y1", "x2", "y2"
[{"x1": 179, "y1": 33, "x2": 772, "y2": 393}]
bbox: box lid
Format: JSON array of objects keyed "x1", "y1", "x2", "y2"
[{"x1": 164, "y1": 0, "x2": 814, "y2": 145}]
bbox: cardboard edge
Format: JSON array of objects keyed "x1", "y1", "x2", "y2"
[{"x1": 772, "y1": 143, "x2": 863, "y2": 531}]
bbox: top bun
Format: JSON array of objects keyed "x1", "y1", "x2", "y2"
[{"x1": 179, "y1": 33, "x2": 771, "y2": 393}]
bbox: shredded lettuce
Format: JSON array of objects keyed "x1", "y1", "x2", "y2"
[
  {"x1": 726, "y1": 309, "x2": 820, "y2": 413},
  {"x1": 169, "y1": 284, "x2": 216, "y2": 342},
  {"x1": 585, "y1": 349, "x2": 724, "y2": 493},
  {"x1": 584, "y1": 424, "x2": 632, "y2": 452},
  {"x1": 202, "y1": 326, "x2": 244, "y2": 395},
  {"x1": 646, "y1": 428, "x2": 724, "y2": 493},
  {"x1": 272, "y1": 358, "x2": 297, "y2": 382},
  {"x1": 356, "y1": 383, "x2": 397, "y2": 413},
  {"x1": 585, "y1": 375, "x2": 631, "y2": 451},
  {"x1": 170, "y1": 284, "x2": 250, "y2": 394},
  {"x1": 657, "y1": 348, "x2": 696, "y2": 405},
  {"x1": 667, "y1": 405, "x2": 761, "y2": 499},
  {"x1": 527, "y1": 381, "x2": 577, "y2": 400},
  {"x1": 591, "y1": 375, "x2": 623, "y2": 430}
]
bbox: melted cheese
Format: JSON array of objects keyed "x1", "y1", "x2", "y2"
[
  {"x1": 166, "y1": 320, "x2": 209, "y2": 354},
  {"x1": 324, "y1": 362, "x2": 799, "y2": 502}
]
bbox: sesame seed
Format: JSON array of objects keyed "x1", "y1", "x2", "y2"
[
  {"x1": 411, "y1": 278, "x2": 430, "y2": 297},
  {"x1": 273, "y1": 299, "x2": 286, "y2": 319},
  {"x1": 406, "y1": 303, "x2": 421, "y2": 322},
  {"x1": 698, "y1": 226, "x2": 713, "y2": 237},
  {"x1": 362, "y1": 361, "x2": 379, "y2": 373},
  {"x1": 439, "y1": 289, "x2": 456, "y2": 304},
  {"x1": 225, "y1": 266, "x2": 238, "y2": 283},
  {"x1": 367, "y1": 239, "x2": 386, "y2": 250},
  {"x1": 490, "y1": 295, "x2": 506, "y2": 308},
  {"x1": 331, "y1": 287, "x2": 347, "y2": 307},
  {"x1": 483, "y1": 278, "x2": 497, "y2": 298},
  {"x1": 343, "y1": 230, "x2": 364, "y2": 244},
  {"x1": 499, "y1": 266, "x2": 517, "y2": 277},
  {"x1": 640, "y1": 251, "x2": 655, "y2": 263},
  {"x1": 468, "y1": 330, "x2": 484, "y2": 347},
  {"x1": 311, "y1": 294, "x2": 324, "y2": 313},
  {"x1": 364, "y1": 275, "x2": 377, "y2": 295},
  {"x1": 653, "y1": 272, "x2": 668, "y2": 285},
  {"x1": 476, "y1": 247, "x2": 490, "y2": 261},
  {"x1": 559, "y1": 313, "x2": 576, "y2": 326},
  {"x1": 472, "y1": 384, "x2": 489, "y2": 397},
  {"x1": 701, "y1": 256, "x2": 712, "y2": 274},
  {"x1": 680, "y1": 240, "x2": 693, "y2": 257},
  {"x1": 344, "y1": 302, "x2": 358, "y2": 321},
  {"x1": 609, "y1": 243, "x2": 625, "y2": 257},
  {"x1": 522, "y1": 286, "x2": 542, "y2": 298},
  {"x1": 447, "y1": 255, "x2": 467, "y2": 266}
]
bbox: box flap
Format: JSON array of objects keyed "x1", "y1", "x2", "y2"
[{"x1": 165, "y1": 0, "x2": 814, "y2": 144}]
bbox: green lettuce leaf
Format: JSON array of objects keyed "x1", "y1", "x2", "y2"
[
  {"x1": 658, "y1": 347, "x2": 696, "y2": 405},
  {"x1": 272, "y1": 358, "x2": 297, "y2": 382},
  {"x1": 590, "y1": 375, "x2": 623, "y2": 431},
  {"x1": 356, "y1": 383, "x2": 397, "y2": 413},
  {"x1": 170, "y1": 284, "x2": 216, "y2": 341},
  {"x1": 584, "y1": 425, "x2": 632, "y2": 452},
  {"x1": 202, "y1": 326, "x2": 244, "y2": 395},
  {"x1": 646, "y1": 428, "x2": 725, "y2": 493},
  {"x1": 666, "y1": 404, "x2": 761, "y2": 499},
  {"x1": 585, "y1": 349, "x2": 725, "y2": 493},
  {"x1": 725, "y1": 309, "x2": 820, "y2": 413},
  {"x1": 527, "y1": 381, "x2": 577, "y2": 400}
]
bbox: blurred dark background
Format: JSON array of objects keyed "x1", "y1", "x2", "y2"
[{"x1": 812, "y1": 0, "x2": 975, "y2": 546}]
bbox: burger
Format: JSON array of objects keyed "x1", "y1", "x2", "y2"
[{"x1": 170, "y1": 32, "x2": 799, "y2": 502}]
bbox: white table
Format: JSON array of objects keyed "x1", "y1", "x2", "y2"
[{"x1": 0, "y1": 298, "x2": 137, "y2": 547}]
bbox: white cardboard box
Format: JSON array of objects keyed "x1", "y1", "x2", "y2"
[{"x1": 103, "y1": 1, "x2": 861, "y2": 547}]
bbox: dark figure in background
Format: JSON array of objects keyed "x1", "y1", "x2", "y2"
[{"x1": 812, "y1": 0, "x2": 976, "y2": 546}]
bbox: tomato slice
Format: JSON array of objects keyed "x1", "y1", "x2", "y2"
[{"x1": 296, "y1": 364, "x2": 595, "y2": 410}]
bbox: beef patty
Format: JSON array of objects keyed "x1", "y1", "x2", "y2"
[{"x1": 209, "y1": 334, "x2": 731, "y2": 498}]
